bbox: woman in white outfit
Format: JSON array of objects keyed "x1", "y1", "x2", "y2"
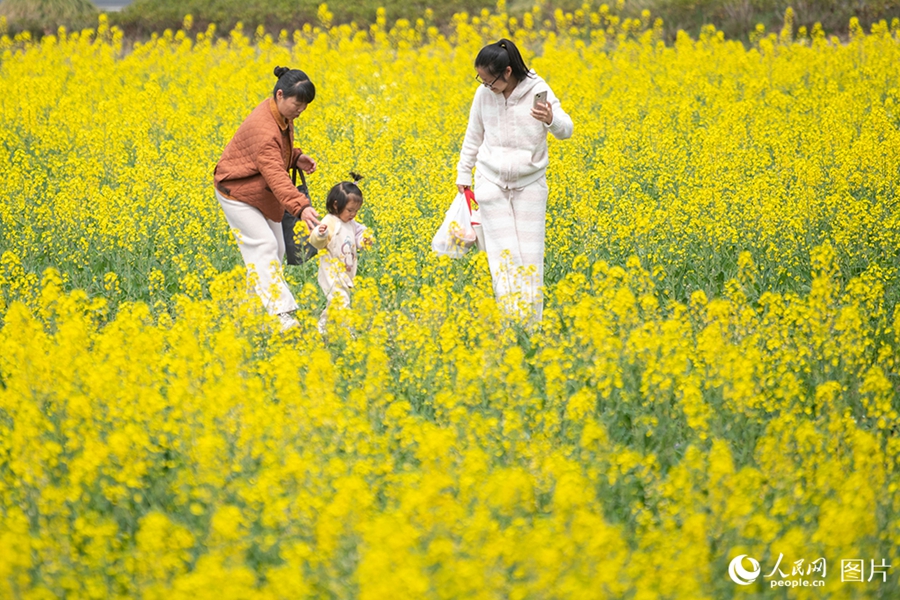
[{"x1": 456, "y1": 39, "x2": 573, "y2": 322}]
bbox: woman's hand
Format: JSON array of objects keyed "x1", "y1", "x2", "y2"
[
  {"x1": 301, "y1": 205, "x2": 320, "y2": 230},
  {"x1": 295, "y1": 154, "x2": 317, "y2": 174},
  {"x1": 531, "y1": 101, "x2": 553, "y2": 125}
]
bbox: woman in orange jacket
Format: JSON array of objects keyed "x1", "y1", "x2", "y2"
[{"x1": 214, "y1": 66, "x2": 321, "y2": 332}]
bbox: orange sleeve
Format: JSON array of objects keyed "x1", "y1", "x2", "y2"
[{"x1": 257, "y1": 137, "x2": 310, "y2": 216}]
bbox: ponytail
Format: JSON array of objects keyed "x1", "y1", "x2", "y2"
[{"x1": 475, "y1": 38, "x2": 531, "y2": 82}]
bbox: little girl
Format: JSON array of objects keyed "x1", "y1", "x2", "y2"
[{"x1": 308, "y1": 173, "x2": 371, "y2": 331}]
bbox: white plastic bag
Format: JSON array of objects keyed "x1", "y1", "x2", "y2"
[
  {"x1": 464, "y1": 189, "x2": 486, "y2": 252},
  {"x1": 432, "y1": 193, "x2": 477, "y2": 258}
]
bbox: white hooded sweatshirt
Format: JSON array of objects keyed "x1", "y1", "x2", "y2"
[{"x1": 456, "y1": 70, "x2": 573, "y2": 190}]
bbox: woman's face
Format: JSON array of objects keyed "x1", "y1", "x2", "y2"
[
  {"x1": 475, "y1": 66, "x2": 513, "y2": 95},
  {"x1": 275, "y1": 90, "x2": 308, "y2": 120}
]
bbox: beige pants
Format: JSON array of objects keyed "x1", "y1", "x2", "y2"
[
  {"x1": 475, "y1": 174, "x2": 548, "y2": 321},
  {"x1": 216, "y1": 189, "x2": 298, "y2": 315}
]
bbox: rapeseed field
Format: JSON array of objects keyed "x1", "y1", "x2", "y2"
[{"x1": 1, "y1": 3, "x2": 899, "y2": 598}]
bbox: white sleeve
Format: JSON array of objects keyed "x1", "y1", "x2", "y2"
[
  {"x1": 456, "y1": 89, "x2": 485, "y2": 187},
  {"x1": 544, "y1": 85, "x2": 573, "y2": 140},
  {"x1": 354, "y1": 221, "x2": 368, "y2": 246}
]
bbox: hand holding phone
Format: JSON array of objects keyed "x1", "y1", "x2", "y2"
[{"x1": 531, "y1": 91, "x2": 552, "y2": 124}]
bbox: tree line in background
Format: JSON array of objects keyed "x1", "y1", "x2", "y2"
[{"x1": 1, "y1": 0, "x2": 898, "y2": 44}]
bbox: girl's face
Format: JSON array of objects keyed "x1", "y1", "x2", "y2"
[
  {"x1": 338, "y1": 199, "x2": 362, "y2": 223},
  {"x1": 475, "y1": 66, "x2": 513, "y2": 95}
]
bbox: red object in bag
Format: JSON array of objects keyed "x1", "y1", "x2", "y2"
[
  {"x1": 463, "y1": 188, "x2": 485, "y2": 252},
  {"x1": 464, "y1": 188, "x2": 479, "y2": 223}
]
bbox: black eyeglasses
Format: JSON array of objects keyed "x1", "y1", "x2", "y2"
[{"x1": 474, "y1": 73, "x2": 502, "y2": 88}]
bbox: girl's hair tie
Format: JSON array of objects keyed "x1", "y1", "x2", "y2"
[{"x1": 349, "y1": 171, "x2": 364, "y2": 182}]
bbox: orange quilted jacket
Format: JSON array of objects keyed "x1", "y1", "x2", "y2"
[{"x1": 214, "y1": 98, "x2": 310, "y2": 222}]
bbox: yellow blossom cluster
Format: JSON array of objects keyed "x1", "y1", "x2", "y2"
[{"x1": 1, "y1": 4, "x2": 899, "y2": 598}]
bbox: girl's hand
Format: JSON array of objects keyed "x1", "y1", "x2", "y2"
[
  {"x1": 296, "y1": 154, "x2": 317, "y2": 174},
  {"x1": 531, "y1": 101, "x2": 553, "y2": 125},
  {"x1": 457, "y1": 184, "x2": 469, "y2": 195},
  {"x1": 317, "y1": 223, "x2": 328, "y2": 235}
]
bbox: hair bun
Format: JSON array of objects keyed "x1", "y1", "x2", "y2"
[
  {"x1": 274, "y1": 66, "x2": 290, "y2": 78},
  {"x1": 349, "y1": 171, "x2": 364, "y2": 182}
]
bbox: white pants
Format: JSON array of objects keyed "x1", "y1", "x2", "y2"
[
  {"x1": 216, "y1": 189, "x2": 298, "y2": 315},
  {"x1": 475, "y1": 174, "x2": 548, "y2": 321}
]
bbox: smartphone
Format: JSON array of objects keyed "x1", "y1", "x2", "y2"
[{"x1": 533, "y1": 91, "x2": 548, "y2": 108}]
